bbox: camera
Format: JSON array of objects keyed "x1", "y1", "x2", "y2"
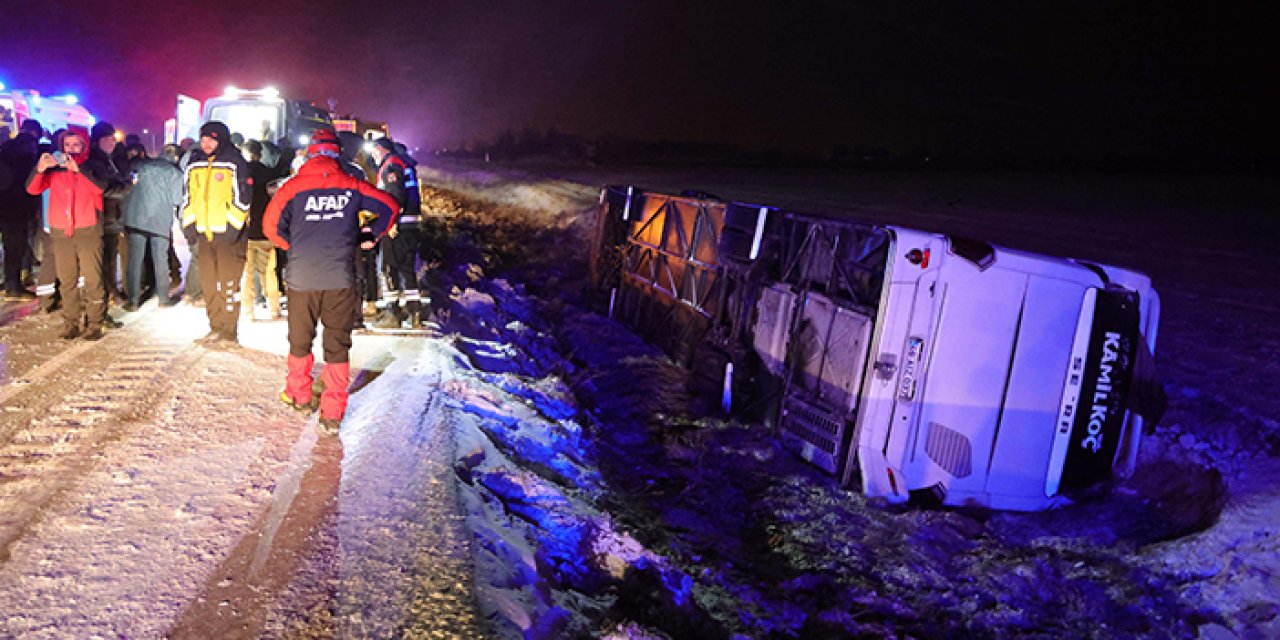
[{"x1": 51, "y1": 151, "x2": 67, "y2": 165}]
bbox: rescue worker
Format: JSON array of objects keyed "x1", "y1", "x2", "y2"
[
  {"x1": 370, "y1": 137, "x2": 423, "y2": 328},
  {"x1": 336, "y1": 131, "x2": 377, "y2": 328},
  {"x1": 25, "y1": 128, "x2": 114, "y2": 340},
  {"x1": 181, "y1": 121, "x2": 251, "y2": 346},
  {"x1": 263, "y1": 129, "x2": 396, "y2": 433}
]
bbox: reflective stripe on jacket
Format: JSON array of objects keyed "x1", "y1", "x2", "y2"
[{"x1": 181, "y1": 155, "x2": 250, "y2": 239}]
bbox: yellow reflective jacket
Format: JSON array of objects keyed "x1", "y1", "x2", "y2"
[{"x1": 181, "y1": 153, "x2": 251, "y2": 240}]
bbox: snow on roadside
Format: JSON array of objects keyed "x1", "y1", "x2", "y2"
[{"x1": 420, "y1": 163, "x2": 1280, "y2": 639}]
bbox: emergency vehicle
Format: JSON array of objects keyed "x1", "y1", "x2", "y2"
[
  {"x1": 0, "y1": 86, "x2": 96, "y2": 138},
  {"x1": 592, "y1": 187, "x2": 1164, "y2": 511},
  {"x1": 168, "y1": 86, "x2": 331, "y2": 147},
  {"x1": 332, "y1": 117, "x2": 390, "y2": 142}
]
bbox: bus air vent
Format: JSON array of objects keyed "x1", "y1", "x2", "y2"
[{"x1": 925, "y1": 422, "x2": 973, "y2": 478}]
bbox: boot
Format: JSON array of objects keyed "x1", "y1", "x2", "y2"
[
  {"x1": 363, "y1": 301, "x2": 378, "y2": 317},
  {"x1": 284, "y1": 354, "x2": 315, "y2": 409},
  {"x1": 406, "y1": 300, "x2": 423, "y2": 329},
  {"x1": 374, "y1": 304, "x2": 403, "y2": 328},
  {"x1": 318, "y1": 362, "x2": 350, "y2": 428},
  {"x1": 318, "y1": 417, "x2": 342, "y2": 435}
]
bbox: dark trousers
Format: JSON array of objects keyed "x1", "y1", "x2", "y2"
[
  {"x1": 287, "y1": 287, "x2": 358, "y2": 363},
  {"x1": 275, "y1": 247, "x2": 288, "y2": 292},
  {"x1": 183, "y1": 228, "x2": 203, "y2": 299},
  {"x1": 36, "y1": 229, "x2": 59, "y2": 303},
  {"x1": 358, "y1": 247, "x2": 379, "y2": 302},
  {"x1": 101, "y1": 230, "x2": 127, "y2": 298},
  {"x1": 51, "y1": 227, "x2": 105, "y2": 330},
  {"x1": 196, "y1": 235, "x2": 247, "y2": 339},
  {"x1": 383, "y1": 228, "x2": 421, "y2": 293},
  {"x1": 168, "y1": 239, "x2": 182, "y2": 289},
  {"x1": 126, "y1": 230, "x2": 172, "y2": 304},
  {"x1": 1, "y1": 216, "x2": 31, "y2": 292}
]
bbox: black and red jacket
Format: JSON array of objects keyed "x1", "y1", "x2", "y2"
[
  {"x1": 263, "y1": 156, "x2": 397, "y2": 291},
  {"x1": 375, "y1": 154, "x2": 422, "y2": 224}
]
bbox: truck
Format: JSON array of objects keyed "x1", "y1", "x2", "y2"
[
  {"x1": 590, "y1": 186, "x2": 1164, "y2": 511},
  {"x1": 331, "y1": 116, "x2": 390, "y2": 143},
  {"x1": 168, "y1": 86, "x2": 332, "y2": 148},
  {"x1": 1, "y1": 88, "x2": 96, "y2": 138}
]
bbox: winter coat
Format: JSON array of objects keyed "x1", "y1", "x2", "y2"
[
  {"x1": 397, "y1": 152, "x2": 422, "y2": 220},
  {"x1": 375, "y1": 155, "x2": 409, "y2": 213},
  {"x1": 0, "y1": 133, "x2": 41, "y2": 220},
  {"x1": 263, "y1": 156, "x2": 396, "y2": 291},
  {"x1": 26, "y1": 159, "x2": 107, "y2": 233},
  {"x1": 246, "y1": 159, "x2": 277, "y2": 240},
  {"x1": 122, "y1": 158, "x2": 183, "y2": 237},
  {"x1": 181, "y1": 126, "x2": 251, "y2": 242},
  {"x1": 85, "y1": 144, "x2": 129, "y2": 234}
]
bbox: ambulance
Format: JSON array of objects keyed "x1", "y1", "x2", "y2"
[{"x1": 1, "y1": 86, "x2": 96, "y2": 138}]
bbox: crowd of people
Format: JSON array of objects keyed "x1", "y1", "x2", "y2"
[{"x1": 0, "y1": 117, "x2": 430, "y2": 431}]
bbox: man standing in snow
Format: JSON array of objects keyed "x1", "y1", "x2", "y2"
[
  {"x1": 86, "y1": 122, "x2": 130, "y2": 307},
  {"x1": 370, "y1": 137, "x2": 425, "y2": 329},
  {"x1": 241, "y1": 140, "x2": 282, "y2": 321},
  {"x1": 263, "y1": 129, "x2": 397, "y2": 433},
  {"x1": 25, "y1": 128, "x2": 113, "y2": 340},
  {"x1": 1, "y1": 119, "x2": 42, "y2": 300},
  {"x1": 181, "y1": 121, "x2": 251, "y2": 345},
  {"x1": 121, "y1": 144, "x2": 183, "y2": 310}
]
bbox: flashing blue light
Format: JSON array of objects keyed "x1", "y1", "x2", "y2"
[
  {"x1": 0, "y1": 81, "x2": 6, "y2": 91},
  {"x1": 63, "y1": 94, "x2": 78, "y2": 105}
]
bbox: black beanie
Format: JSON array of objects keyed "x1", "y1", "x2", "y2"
[
  {"x1": 199, "y1": 121, "x2": 232, "y2": 143},
  {"x1": 373, "y1": 137, "x2": 396, "y2": 153},
  {"x1": 90, "y1": 121, "x2": 116, "y2": 143}
]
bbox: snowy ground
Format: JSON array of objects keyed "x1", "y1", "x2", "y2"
[
  {"x1": 0, "y1": 300, "x2": 482, "y2": 638},
  {"x1": 1, "y1": 163, "x2": 1276, "y2": 638},
  {"x1": 414, "y1": 161, "x2": 1278, "y2": 639}
]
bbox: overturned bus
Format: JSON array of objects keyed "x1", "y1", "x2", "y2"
[{"x1": 590, "y1": 186, "x2": 1164, "y2": 511}]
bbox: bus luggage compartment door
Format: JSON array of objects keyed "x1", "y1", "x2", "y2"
[{"x1": 777, "y1": 290, "x2": 874, "y2": 475}]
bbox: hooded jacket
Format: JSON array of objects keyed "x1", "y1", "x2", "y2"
[
  {"x1": 123, "y1": 157, "x2": 183, "y2": 236},
  {"x1": 181, "y1": 121, "x2": 251, "y2": 241},
  {"x1": 262, "y1": 155, "x2": 396, "y2": 291},
  {"x1": 25, "y1": 129, "x2": 106, "y2": 233}
]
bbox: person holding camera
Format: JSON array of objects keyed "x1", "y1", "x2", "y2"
[{"x1": 24, "y1": 127, "x2": 114, "y2": 340}]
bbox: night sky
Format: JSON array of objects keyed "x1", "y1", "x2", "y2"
[{"x1": 1, "y1": 1, "x2": 1271, "y2": 161}]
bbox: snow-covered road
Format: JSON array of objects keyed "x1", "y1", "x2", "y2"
[{"x1": 0, "y1": 302, "x2": 482, "y2": 638}]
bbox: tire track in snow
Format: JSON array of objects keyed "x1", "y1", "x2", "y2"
[{"x1": 0, "y1": 334, "x2": 191, "y2": 561}]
